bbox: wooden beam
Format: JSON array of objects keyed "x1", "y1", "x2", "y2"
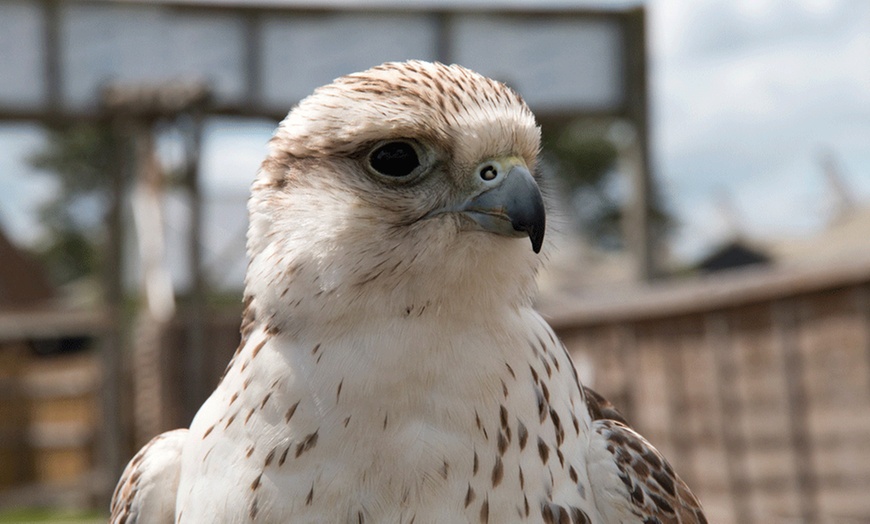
[
  {"x1": 542, "y1": 256, "x2": 870, "y2": 330},
  {"x1": 622, "y1": 7, "x2": 653, "y2": 281},
  {"x1": 182, "y1": 109, "x2": 209, "y2": 424},
  {"x1": 0, "y1": 310, "x2": 106, "y2": 341}
]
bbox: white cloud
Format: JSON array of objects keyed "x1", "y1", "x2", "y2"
[
  {"x1": 649, "y1": 0, "x2": 870, "y2": 261},
  {"x1": 200, "y1": 117, "x2": 276, "y2": 195}
]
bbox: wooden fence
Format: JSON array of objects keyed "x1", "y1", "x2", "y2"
[
  {"x1": 543, "y1": 257, "x2": 870, "y2": 523},
  {"x1": 0, "y1": 309, "x2": 105, "y2": 508},
  {"x1": 6, "y1": 257, "x2": 869, "y2": 521}
]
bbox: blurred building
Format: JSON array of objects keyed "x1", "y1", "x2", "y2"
[
  {"x1": 0, "y1": 229, "x2": 54, "y2": 309},
  {"x1": 772, "y1": 204, "x2": 870, "y2": 269},
  {"x1": 688, "y1": 170, "x2": 870, "y2": 274},
  {"x1": 0, "y1": 226, "x2": 103, "y2": 507}
]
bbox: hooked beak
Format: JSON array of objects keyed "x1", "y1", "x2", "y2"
[{"x1": 432, "y1": 158, "x2": 546, "y2": 254}]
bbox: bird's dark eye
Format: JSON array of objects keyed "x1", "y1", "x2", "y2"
[{"x1": 368, "y1": 141, "x2": 420, "y2": 178}]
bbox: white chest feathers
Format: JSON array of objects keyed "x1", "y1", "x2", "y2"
[{"x1": 176, "y1": 309, "x2": 599, "y2": 523}]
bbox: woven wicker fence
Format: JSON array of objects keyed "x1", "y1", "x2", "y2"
[{"x1": 544, "y1": 258, "x2": 870, "y2": 523}]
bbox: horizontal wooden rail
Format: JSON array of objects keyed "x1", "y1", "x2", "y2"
[{"x1": 541, "y1": 257, "x2": 870, "y2": 329}]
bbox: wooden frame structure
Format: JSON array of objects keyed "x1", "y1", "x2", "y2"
[{"x1": 0, "y1": 0, "x2": 652, "y2": 505}]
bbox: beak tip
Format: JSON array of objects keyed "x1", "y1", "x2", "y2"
[
  {"x1": 531, "y1": 235, "x2": 543, "y2": 254},
  {"x1": 523, "y1": 223, "x2": 545, "y2": 254}
]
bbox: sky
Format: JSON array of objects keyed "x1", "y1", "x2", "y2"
[
  {"x1": 0, "y1": 0, "x2": 868, "y2": 277},
  {"x1": 650, "y1": 0, "x2": 870, "y2": 258}
]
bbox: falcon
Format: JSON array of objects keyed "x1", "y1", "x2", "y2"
[{"x1": 111, "y1": 60, "x2": 706, "y2": 523}]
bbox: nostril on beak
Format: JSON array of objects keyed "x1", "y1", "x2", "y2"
[{"x1": 479, "y1": 164, "x2": 498, "y2": 181}]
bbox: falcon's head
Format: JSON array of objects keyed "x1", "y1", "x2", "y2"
[{"x1": 247, "y1": 61, "x2": 546, "y2": 329}]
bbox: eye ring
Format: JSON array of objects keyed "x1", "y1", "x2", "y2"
[{"x1": 366, "y1": 140, "x2": 425, "y2": 180}]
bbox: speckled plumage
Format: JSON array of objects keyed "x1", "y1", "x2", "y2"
[{"x1": 111, "y1": 61, "x2": 706, "y2": 524}]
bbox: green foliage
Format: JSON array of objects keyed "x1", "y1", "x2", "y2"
[
  {"x1": 542, "y1": 120, "x2": 672, "y2": 251},
  {"x1": 28, "y1": 123, "x2": 119, "y2": 284},
  {"x1": 34, "y1": 226, "x2": 99, "y2": 285},
  {"x1": 29, "y1": 124, "x2": 118, "y2": 193},
  {"x1": 548, "y1": 134, "x2": 619, "y2": 189},
  {"x1": 543, "y1": 121, "x2": 622, "y2": 249}
]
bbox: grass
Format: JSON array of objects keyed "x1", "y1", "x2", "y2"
[{"x1": 0, "y1": 509, "x2": 105, "y2": 524}]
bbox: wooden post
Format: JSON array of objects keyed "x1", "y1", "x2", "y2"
[
  {"x1": 622, "y1": 7, "x2": 654, "y2": 281},
  {"x1": 41, "y1": 0, "x2": 61, "y2": 114},
  {"x1": 130, "y1": 120, "x2": 173, "y2": 448},
  {"x1": 102, "y1": 82, "x2": 212, "y2": 435},
  {"x1": 433, "y1": 11, "x2": 453, "y2": 64},
  {"x1": 182, "y1": 111, "x2": 208, "y2": 424},
  {"x1": 243, "y1": 11, "x2": 263, "y2": 110},
  {"x1": 97, "y1": 115, "x2": 129, "y2": 506}
]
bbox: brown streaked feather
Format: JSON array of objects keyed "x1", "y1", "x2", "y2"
[
  {"x1": 110, "y1": 429, "x2": 187, "y2": 524},
  {"x1": 592, "y1": 418, "x2": 707, "y2": 524},
  {"x1": 582, "y1": 386, "x2": 630, "y2": 426}
]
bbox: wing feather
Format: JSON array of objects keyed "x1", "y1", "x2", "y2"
[
  {"x1": 583, "y1": 388, "x2": 706, "y2": 524},
  {"x1": 110, "y1": 429, "x2": 187, "y2": 524},
  {"x1": 582, "y1": 386, "x2": 630, "y2": 426}
]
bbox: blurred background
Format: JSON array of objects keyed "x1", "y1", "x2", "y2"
[{"x1": 0, "y1": 0, "x2": 868, "y2": 522}]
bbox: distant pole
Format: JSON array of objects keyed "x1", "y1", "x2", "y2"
[
  {"x1": 41, "y1": 0, "x2": 61, "y2": 115},
  {"x1": 130, "y1": 118, "x2": 173, "y2": 448},
  {"x1": 243, "y1": 11, "x2": 263, "y2": 109},
  {"x1": 101, "y1": 81, "x2": 212, "y2": 445},
  {"x1": 433, "y1": 11, "x2": 453, "y2": 64},
  {"x1": 623, "y1": 7, "x2": 654, "y2": 281},
  {"x1": 183, "y1": 108, "x2": 208, "y2": 424},
  {"x1": 98, "y1": 113, "x2": 129, "y2": 506}
]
